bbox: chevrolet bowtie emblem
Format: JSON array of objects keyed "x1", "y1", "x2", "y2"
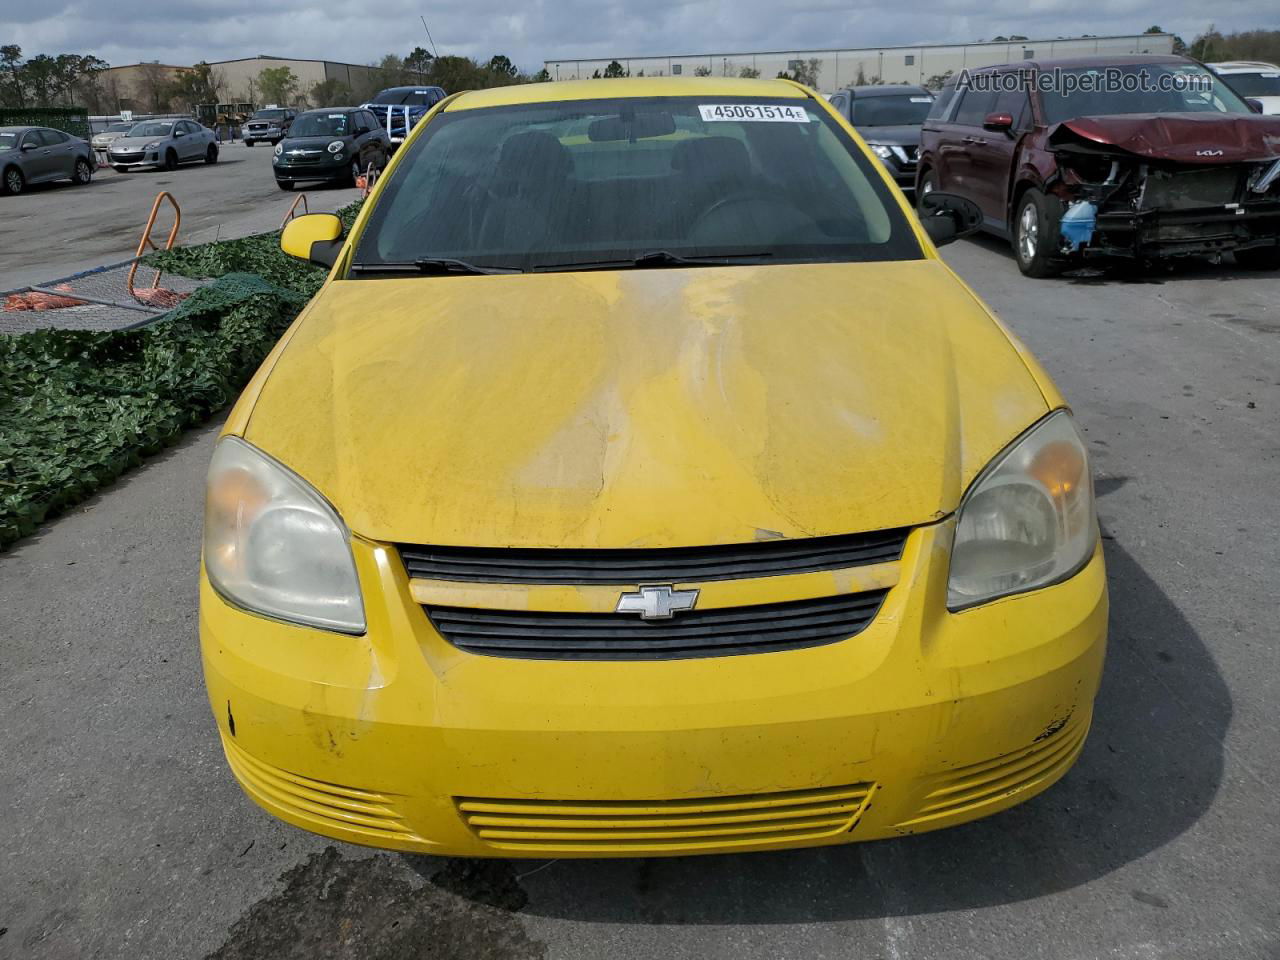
[{"x1": 615, "y1": 585, "x2": 699, "y2": 620}]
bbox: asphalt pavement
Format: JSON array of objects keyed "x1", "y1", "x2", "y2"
[
  {"x1": 0, "y1": 142, "x2": 360, "y2": 292},
  {"x1": 1, "y1": 238, "x2": 1277, "y2": 959}
]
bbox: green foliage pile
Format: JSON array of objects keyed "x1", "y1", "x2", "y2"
[{"x1": 0, "y1": 200, "x2": 362, "y2": 548}]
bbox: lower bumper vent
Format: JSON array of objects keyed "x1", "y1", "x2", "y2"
[{"x1": 457, "y1": 782, "x2": 876, "y2": 853}]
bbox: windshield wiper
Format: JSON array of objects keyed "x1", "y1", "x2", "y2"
[
  {"x1": 533, "y1": 250, "x2": 774, "y2": 273},
  {"x1": 349, "y1": 258, "x2": 522, "y2": 276}
]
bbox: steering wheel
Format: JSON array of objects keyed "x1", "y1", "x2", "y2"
[{"x1": 688, "y1": 191, "x2": 808, "y2": 241}]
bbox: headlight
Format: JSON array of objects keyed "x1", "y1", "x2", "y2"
[
  {"x1": 947, "y1": 410, "x2": 1096, "y2": 610},
  {"x1": 274, "y1": 142, "x2": 283, "y2": 156},
  {"x1": 327, "y1": 140, "x2": 344, "y2": 154},
  {"x1": 869, "y1": 144, "x2": 895, "y2": 160},
  {"x1": 145, "y1": 141, "x2": 160, "y2": 150},
  {"x1": 203, "y1": 437, "x2": 366, "y2": 634}
]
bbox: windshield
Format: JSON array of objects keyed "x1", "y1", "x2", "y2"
[
  {"x1": 253, "y1": 110, "x2": 287, "y2": 121},
  {"x1": 851, "y1": 94, "x2": 934, "y2": 126},
  {"x1": 105, "y1": 123, "x2": 133, "y2": 133},
  {"x1": 353, "y1": 96, "x2": 920, "y2": 273},
  {"x1": 291, "y1": 113, "x2": 351, "y2": 137},
  {"x1": 1041, "y1": 64, "x2": 1255, "y2": 125},
  {"x1": 0, "y1": 132, "x2": 17, "y2": 149},
  {"x1": 1220, "y1": 71, "x2": 1280, "y2": 98},
  {"x1": 129, "y1": 121, "x2": 173, "y2": 138},
  {"x1": 370, "y1": 89, "x2": 432, "y2": 105}
]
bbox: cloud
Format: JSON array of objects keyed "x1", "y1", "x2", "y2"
[{"x1": 1, "y1": 0, "x2": 1271, "y2": 72}]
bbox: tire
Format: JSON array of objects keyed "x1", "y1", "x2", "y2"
[
  {"x1": 163, "y1": 150, "x2": 178, "y2": 172},
  {"x1": 245, "y1": 139, "x2": 255, "y2": 147},
  {"x1": 73, "y1": 157, "x2": 93, "y2": 185},
  {"x1": 205, "y1": 144, "x2": 218, "y2": 164},
  {"x1": 1234, "y1": 245, "x2": 1280, "y2": 270},
  {"x1": 113, "y1": 165, "x2": 129, "y2": 173},
  {"x1": 276, "y1": 179, "x2": 294, "y2": 191},
  {"x1": 348, "y1": 159, "x2": 361, "y2": 187},
  {"x1": 916, "y1": 169, "x2": 937, "y2": 207},
  {"x1": 2, "y1": 164, "x2": 23, "y2": 195},
  {"x1": 1013, "y1": 188, "x2": 1065, "y2": 278}
]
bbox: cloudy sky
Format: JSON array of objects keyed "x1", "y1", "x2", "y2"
[{"x1": 2, "y1": 0, "x2": 1273, "y2": 72}]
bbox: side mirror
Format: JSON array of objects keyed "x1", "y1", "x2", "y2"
[
  {"x1": 982, "y1": 112, "x2": 1014, "y2": 133},
  {"x1": 1245, "y1": 98, "x2": 1265, "y2": 114},
  {"x1": 281, "y1": 213, "x2": 345, "y2": 268},
  {"x1": 21, "y1": 141, "x2": 36, "y2": 151},
  {"x1": 918, "y1": 191, "x2": 983, "y2": 247},
  {"x1": 175, "y1": 130, "x2": 186, "y2": 137}
]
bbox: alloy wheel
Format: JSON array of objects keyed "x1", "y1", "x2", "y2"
[
  {"x1": 1018, "y1": 202, "x2": 1039, "y2": 263},
  {"x1": 4, "y1": 168, "x2": 22, "y2": 194}
]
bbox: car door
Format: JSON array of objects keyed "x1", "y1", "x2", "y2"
[
  {"x1": 38, "y1": 129, "x2": 76, "y2": 179},
  {"x1": 964, "y1": 84, "x2": 1031, "y2": 229},
  {"x1": 177, "y1": 121, "x2": 198, "y2": 160},
  {"x1": 936, "y1": 85, "x2": 998, "y2": 208},
  {"x1": 21, "y1": 130, "x2": 57, "y2": 181}
]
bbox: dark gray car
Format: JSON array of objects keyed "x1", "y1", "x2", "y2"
[
  {"x1": 828, "y1": 85, "x2": 934, "y2": 190},
  {"x1": 0, "y1": 126, "x2": 94, "y2": 196},
  {"x1": 107, "y1": 119, "x2": 218, "y2": 172}
]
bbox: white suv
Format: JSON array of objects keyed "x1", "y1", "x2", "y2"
[{"x1": 1207, "y1": 61, "x2": 1280, "y2": 115}]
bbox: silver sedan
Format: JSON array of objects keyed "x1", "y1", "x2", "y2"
[
  {"x1": 0, "y1": 126, "x2": 94, "y2": 195},
  {"x1": 107, "y1": 119, "x2": 218, "y2": 172}
]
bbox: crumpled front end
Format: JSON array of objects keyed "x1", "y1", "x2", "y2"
[{"x1": 1045, "y1": 119, "x2": 1280, "y2": 262}]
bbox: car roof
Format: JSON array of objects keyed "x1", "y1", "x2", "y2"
[
  {"x1": 378, "y1": 85, "x2": 442, "y2": 93},
  {"x1": 847, "y1": 84, "x2": 931, "y2": 97},
  {"x1": 445, "y1": 76, "x2": 809, "y2": 111},
  {"x1": 301, "y1": 106, "x2": 357, "y2": 114},
  {"x1": 1207, "y1": 60, "x2": 1280, "y2": 72},
  {"x1": 0, "y1": 126, "x2": 39, "y2": 134}
]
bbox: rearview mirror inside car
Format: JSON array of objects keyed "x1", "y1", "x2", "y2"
[
  {"x1": 280, "y1": 213, "x2": 345, "y2": 268},
  {"x1": 917, "y1": 192, "x2": 983, "y2": 247},
  {"x1": 982, "y1": 112, "x2": 1014, "y2": 133},
  {"x1": 588, "y1": 112, "x2": 677, "y2": 142}
]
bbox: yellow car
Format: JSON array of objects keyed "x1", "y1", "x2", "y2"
[{"x1": 201, "y1": 77, "x2": 1106, "y2": 858}]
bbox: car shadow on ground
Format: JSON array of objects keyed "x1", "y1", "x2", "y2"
[
  {"x1": 961, "y1": 231, "x2": 1274, "y2": 285},
  {"x1": 408, "y1": 535, "x2": 1229, "y2": 925}
]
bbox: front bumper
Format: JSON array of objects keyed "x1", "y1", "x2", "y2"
[
  {"x1": 201, "y1": 522, "x2": 1108, "y2": 858},
  {"x1": 1086, "y1": 201, "x2": 1280, "y2": 260},
  {"x1": 273, "y1": 160, "x2": 349, "y2": 183},
  {"x1": 245, "y1": 126, "x2": 284, "y2": 142},
  {"x1": 108, "y1": 151, "x2": 160, "y2": 169}
]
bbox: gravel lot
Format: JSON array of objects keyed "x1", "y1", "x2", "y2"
[
  {"x1": 1, "y1": 236, "x2": 1277, "y2": 958},
  {"x1": 0, "y1": 142, "x2": 360, "y2": 292}
]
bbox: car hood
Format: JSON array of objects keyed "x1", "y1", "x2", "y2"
[
  {"x1": 244, "y1": 260, "x2": 1051, "y2": 548},
  {"x1": 109, "y1": 135, "x2": 165, "y2": 151},
  {"x1": 1050, "y1": 113, "x2": 1280, "y2": 163},
  {"x1": 855, "y1": 124, "x2": 922, "y2": 146}
]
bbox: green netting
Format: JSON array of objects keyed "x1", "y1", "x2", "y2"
[
  {"x1": 0, "y1": 274, "x2": 308, "y2": 547},
  {"x1": 0, "y1": 106, "x2": 90, "y2": 140}
]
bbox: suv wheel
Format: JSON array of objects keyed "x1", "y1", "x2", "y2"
[
  {"x1": 1013, "y1": 188, "x2": 1064, "y2": 278},
  {"x1": 916, "y1": 169, "x2": 937, "y2": 203}
]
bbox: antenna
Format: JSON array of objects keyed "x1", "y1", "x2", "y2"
[{"x1": 420, "y1": 16, "x2": 439, "y2": 59}]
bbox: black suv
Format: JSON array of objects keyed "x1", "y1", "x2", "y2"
[
  {"x1": 244, "y1": 108, "x2": 297, "y2": 146},
  {"x1": 272, "y1": 107, "x2": 390, "y2": 190},
  {"x1": 827, "y1": 85, "x2": 934, "y2": 190}
]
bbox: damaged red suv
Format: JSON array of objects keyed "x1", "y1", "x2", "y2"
[{"x1": 917, "y1": 55, "x2": 1280, "y2": 276}]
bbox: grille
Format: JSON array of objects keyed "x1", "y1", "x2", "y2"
[
  {"x1": 222, "y1": 734, "x2": 421, "y2": 844},
  {"x1": 110, "y1": 151, "x2": 143, "y2": 162},
  {"x1": 457, "y1": 782, "x2": 875, "y2": 853},
  {"x1": 399, "y1": 528, "x2": 908, "y2": 585},
  {"x1": 427, "y1": 589, "x2": 887, "y2": 660},
  {"x1": 895, "y1": 713, "x2": 1089, "y2": 828}
]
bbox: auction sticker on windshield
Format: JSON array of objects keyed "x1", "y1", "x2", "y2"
[{"x1": 698, "y1": 104, "x2": 810, "y2": 122}]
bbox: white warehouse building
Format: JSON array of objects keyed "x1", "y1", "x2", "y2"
[{"x1": 544, "y1": 33, "x2": 1176, "y2": 93}]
